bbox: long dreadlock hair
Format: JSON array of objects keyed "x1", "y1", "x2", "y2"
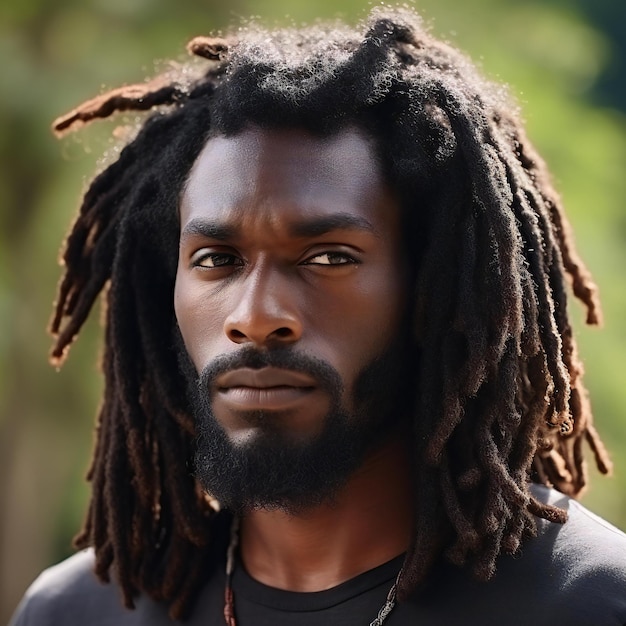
[{"x1": 50, "y1": 7, "x2": 611, "y2": 620}]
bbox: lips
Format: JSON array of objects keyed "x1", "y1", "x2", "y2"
[
  {"x1": 216, "y1": 367, "x2": 317, "y2": 389},
  {"x1": 214, "y1": 367, "x2": 317, "y2": 411}
]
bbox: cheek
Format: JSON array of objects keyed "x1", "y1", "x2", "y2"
[
  {"x1": 174, "y1": 272, "x2": 225, "y2": 371},
  {"x1": 311, "y1": 266, "x2": 407, "y2": 383},
  {"x1": 353, "y1": 257, "x2": 407, "y2": 336}
]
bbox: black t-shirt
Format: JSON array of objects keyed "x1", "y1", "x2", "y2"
[{"x1": 10, "y1": 485, "x2": 626, "y2": 625}]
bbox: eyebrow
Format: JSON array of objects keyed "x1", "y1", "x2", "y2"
[
  {"x1": 180, "y1": 213, "x2": 377, "y2": 241},
  {"x1": 181, "y1": 220, "x2": 235, "y2": 241},
  {"x1": 289, "y1": 213, "x2": 376, "y2": 238}
]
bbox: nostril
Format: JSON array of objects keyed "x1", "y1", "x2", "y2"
[
  {"x1": 228, "y1": 329, "x2": 247, "y2": 341},
  {"x1": 272, "y1": 327, "x2": 295, "y2": 339}
]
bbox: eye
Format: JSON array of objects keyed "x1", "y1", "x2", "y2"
[
  {"x1": 303, "y1": 251, "x2": 358, "y2": 266},
  {"x1": 192, "y1": 251, "x2": 243, "y2": 269}
]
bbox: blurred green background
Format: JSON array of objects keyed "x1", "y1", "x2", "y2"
[{"x1": 1, "y1": 0, "x2": 625, "y2": 620}]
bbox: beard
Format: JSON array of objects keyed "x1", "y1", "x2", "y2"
[{"x1": 179, "y1": 338, "x2": 413, "y2": 514}]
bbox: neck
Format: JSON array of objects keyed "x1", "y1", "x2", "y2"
[{"x1": 238, "y1": 436, "x2": 413, "y2": 592}]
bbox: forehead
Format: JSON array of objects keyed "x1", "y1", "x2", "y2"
[{"x1": 179, "y1": 126, "x2": 399, "y2": 235}]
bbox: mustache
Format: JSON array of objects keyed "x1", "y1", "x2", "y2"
[{"x1": 196, "y1": 346, "x2": 344, "y2": 396}]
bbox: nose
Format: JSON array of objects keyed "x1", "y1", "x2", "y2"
[{"x1": 223, "y1": 266, "x2": 303, "y2": 347}]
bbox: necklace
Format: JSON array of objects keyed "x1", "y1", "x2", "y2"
[{"x1": 223, "y1": 517, "x2": 400, "y2": 626}]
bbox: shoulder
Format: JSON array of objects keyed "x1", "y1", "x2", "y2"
[
  {"x1": 418, "y1": 485, "x2": 626, "y2": 625},
  {"x1": 516, "y1": 484, "x2": 626, "y2": 623},
  {"x1": 10, "y1": 512, "x2": 232, "y2": 626},
  {"x1": 530, "y1": 482, "x2": 626, "y2": 574},
  {"x1": 8, "y1": 550, "x2": 169, "y2": 626}
]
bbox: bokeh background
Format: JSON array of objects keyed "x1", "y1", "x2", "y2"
[{"x1": 1, "y1": 0, "x2": 625, "y2": 620}]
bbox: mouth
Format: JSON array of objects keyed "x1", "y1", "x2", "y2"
[{"x1": 214, "y1": 367, "x2": 317, "y2": 411}]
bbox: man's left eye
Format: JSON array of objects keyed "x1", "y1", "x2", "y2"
[{"x1": 304, "y1": 252, "x2": 357, "y2": 265}]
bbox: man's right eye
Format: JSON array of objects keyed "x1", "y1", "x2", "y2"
[{"x1": 192, "y1": 252, "x2": 243, "y2": 269}]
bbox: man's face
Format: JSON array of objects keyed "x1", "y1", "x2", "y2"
[{"x1": 174, "y1": 126, "x2": 412, "y2": 510}]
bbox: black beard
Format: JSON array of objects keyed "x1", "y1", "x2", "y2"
[{"x1": 179, "y1": 340, "x2": 412, "y2": 514}]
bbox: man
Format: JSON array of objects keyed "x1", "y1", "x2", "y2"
[{"x1": 10, "y1": 7, "x2": 626, "y2": 625}]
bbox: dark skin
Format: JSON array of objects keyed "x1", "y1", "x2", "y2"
[{"x1": 175, "y1": 126, "x2": 414, "y2": 591}]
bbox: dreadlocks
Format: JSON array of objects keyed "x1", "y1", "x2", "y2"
[{"x1": 49, "y1": 7, "x2": 611, "y2": 620}]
